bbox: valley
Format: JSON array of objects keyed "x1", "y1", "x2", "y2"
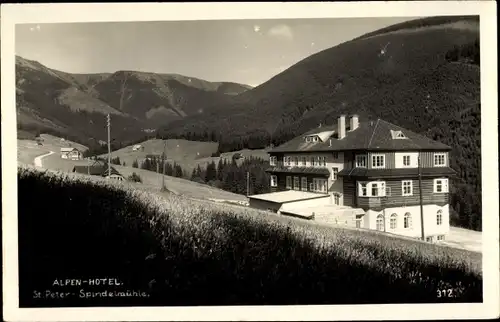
[{"x1": 16, "y1": 15, "x2": 482, "y2": 242}]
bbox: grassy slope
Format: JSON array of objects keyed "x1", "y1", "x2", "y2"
[
  {"x1": 17, "y1": 166, "x2": 482, "y2": 307},
  {"x1": 103, "y1": 137, "x2": 270, "y2": 173},
  {"x1": 18, "y1": 135, "x2": 246, "y2": 203},
  {"x1": 113, "y1": 165, "x2": 248, "y2": 202},
  {"x1": 97, "y1": 138, "x2": 219, "y2": 172},
  {"x1": 17, "y1": 134, "x2": 89, "y2": 165},
  {"x1": 193, "y1": 148, "x2": 270, "y2": 169}
]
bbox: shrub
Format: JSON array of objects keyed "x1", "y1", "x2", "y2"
[
  {"x1": 128, "y1": 172, "x2": 142, "y2": 183},
  {"x1": 17, "y1": 166, "x2": 482, "y2": 307}
]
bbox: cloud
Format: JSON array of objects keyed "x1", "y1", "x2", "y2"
[{"x1": 267, "y1": 24, "x2": 293, "y2": 41}]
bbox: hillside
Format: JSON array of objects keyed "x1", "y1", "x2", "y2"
[
  {"x1": 15, "y1": 56, "x2": 252, "y2": 145},
  {"x1": 17, "y1": 134, "x2": 89, "y2": 165},
  {"x1": 18, "y1": 166, "x2": 482, "y2": 307},
  {"x1": 97, "y1": 138, "x2": 219, "y2": 172},
  {"x1": 159, "y1": 16, "x2": 482, "y2": 231}
]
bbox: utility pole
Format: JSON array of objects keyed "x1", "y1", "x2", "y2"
[
  {"x1": 418, "y1": 153, "x2": 425, "y2": 241},
  {"x1": 161, "y1": 140, "x2": 167, "y2": 191},
  {"x1": 107, "y1": 114, "x2": 111, "y2": 179},
  {"x1": 246, "y1": 171, "x2": 250, "y2": 197}
]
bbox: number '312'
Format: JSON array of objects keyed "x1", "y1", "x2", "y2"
[{"x1": 437, "y1": 289, "x2": 454, "y2": 298}]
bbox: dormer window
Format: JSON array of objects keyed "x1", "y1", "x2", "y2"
[
  {"x1": 305, "y1": 135, "x2": 320, "y2": 142},
  {"x1": 391, "y1": 130, "x2": 407, "y2": 139}
]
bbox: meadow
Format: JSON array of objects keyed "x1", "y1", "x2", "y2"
[
  {"x1": 97, "y1": 138, "x2": 218, "y2": 172},
  {"x1": 18, "y1": 166, "x2": 482, "y2": 307}
]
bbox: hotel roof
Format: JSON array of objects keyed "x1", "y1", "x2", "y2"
[{"x1": 270, "y1": 118, "x2": 452, "y2": 153}]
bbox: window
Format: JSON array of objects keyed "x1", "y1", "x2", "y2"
[
  {"x1": 313, "y1": 136, "x2": 318, "y2": 142},
  {"x1": 376, "y1": 214, "x2": 384, "y2": 231},
  {"x1": 301, "y1": 177, "x2": 308, "y2": 191},
  {"x1": 321, "y1": 179, "x2": 327, "y2": 193},
  {"x1": 270, "y1": 175, "x2": 277, "y2": 187},
  {"x1": 371, "y1": 182, "x2": 385, "y2": 197},
  {"x1": 371, "y1": 154, "x2": 385, "y2": 168},
  {"x1": 285, "y1": 156, "x2": 292, "y2": 166},
  {"x1": 333, "y1": 152, "x2": 339, "y2": 160},
  {"x1": 301, "y1": 157, "x2": 306, "y2": 166},
  {"x1": 403, "y1": 155, "x2": 411, "y2": 167},
  {"x1": 355, "y1": 219, "x2": 362, "y2": 228},
  {"x1": 437, "y1": 210, "x2": 443, "y2": 226},
  {"x1": 437, "y1": 235, "x2": 445, "y2": 241},
  {"x1": 390, "y1": 213, "x2": 397, "y2": 230},
  {"x1": 391, "y1": 130, "x2": 408, "y2": 139},
  {"x1": 286, "y1": 176, "x2": 292, "y2": 189},
  {"x1": 386, "y1": 186, "x2": 392, "y2": 196},
  {"x1": 309, "y1": 183, "x2": 314, "y2": 191},
  {"x1": 310, "y1": 157, "x2": 316, "y2": 166},
  {"x1": 269, "y1": 156, "x2": 277, "y2": 166},
  {"x1": 402, "y1": 180, "x2": 413, "y2": 196},
  {"x1": 396, "y1": 132, "x2": 406, "y2": 139},
  {"x1": 356, "y1": 154, "x2": 367, "y2": 167},
  {"x1": 306, "y1": 137, "x2": 311, "y2": 143},
  {"x1": 358, "y1": 181, "x2": 387, "y2": 197},
  {"x1": 434, "y1": 153, "x2": 446, "y2": 167},
  {"x1": 404, "y1": 212, "x2": 412, "y2": 229},
  {"x1": 294, "y1": 157, "x2": 299, "y2": 166},
  {"x1": 426, "y1": 236, "x2": 434, "y2": 243},
  {"x1": 332, "y1": 167, "x2": 339, "y2": 180},
  {"x1": 359, "y1": 183, "x2": 368, "y2": 196},
  {"x1": 312, "y1": 178, "x2": 327, "y2": 193},
  {"x1": 293, "y1": 177, "x2": 300, "y2": 190},
  {"x1": 433, "y1": 178, "x2": 449, "y2": 193},
  {"x1": 334, "y1": 194, "x2": 340, "y2": 205},
  {"x1": 321, "y1": 156, "x2": 326, "y2": 166}
]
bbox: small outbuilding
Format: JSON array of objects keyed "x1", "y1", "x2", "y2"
[
  {"x1": 60, "y1": 147, "x2": 83, "y2": 160},
  {"x1": 72, "y1": 163, "x2": 125, "y2": 181},
  {"x1": 248, "y1": 190, "x2": 330, "y2": 219}
]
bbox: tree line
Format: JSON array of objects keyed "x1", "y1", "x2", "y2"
[
  {"x1": 127, "y1": 153, "x2": 271, "y2": 197},
  {"x1": 190, "y1": 156, "x2": 271, "y2": 196}
]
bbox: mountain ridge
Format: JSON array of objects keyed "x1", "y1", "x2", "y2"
[{"x1": 16, "y1": 55, "x2": 253, "y2": 143}]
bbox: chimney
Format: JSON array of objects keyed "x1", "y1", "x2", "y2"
[
  {"x1": 350, "y1": 114, "x2": 359, "y2": 131},
  {"x1": 338, "y1": 115, "x2": 346, "y2": 139}
]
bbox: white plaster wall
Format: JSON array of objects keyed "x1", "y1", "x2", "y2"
[
  {"x1": 280, "y1": 196, "x2": 331, "y2": 213},
  {"x1": 365, "y1": 204, "x2": 450, "y2": 238}
]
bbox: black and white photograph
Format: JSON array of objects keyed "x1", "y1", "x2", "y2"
[{"x1": 2, "y1": 2, "x2": 498, "y2": 321}]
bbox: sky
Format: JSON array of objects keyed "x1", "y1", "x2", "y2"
[{"x1": 16, "y1": 17, "x2": 416, "y2": 87}]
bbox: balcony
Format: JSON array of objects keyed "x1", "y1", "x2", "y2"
[
  {"x1": 266, "y1": 161, "x2": 330, "y2": 176},
  {"x1": 338, "y1": 167, "x2": 457, "y2": 179}
]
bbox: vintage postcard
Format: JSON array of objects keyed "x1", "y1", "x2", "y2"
[{"x1": 2, "y1": 1, "x2": 498, "y2": 321}]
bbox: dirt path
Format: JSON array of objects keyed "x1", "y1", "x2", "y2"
[{"x1": 33, "y1": 151, "x2": 55, "y2": 168}]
